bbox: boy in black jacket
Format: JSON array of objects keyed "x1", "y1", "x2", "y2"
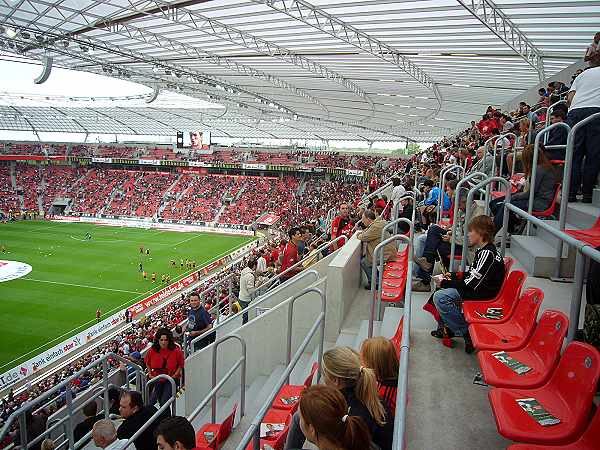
[{"x1": 431, "y1": 215, "x2": 505, "y2": 353}]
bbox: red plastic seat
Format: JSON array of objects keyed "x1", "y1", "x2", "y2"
[
  {"x1": 506, "y1": 406, "x2": 600, "y2": 450},
  {"x1": 489, "y1": 342, "x2": 600, "y2": 446},
  {"x1": 477, "y1": 310, "x2": 568, "y2": 388},
  {"x1": 390, "y1": 317, "x2": 404, "y2": 357},
  {"x1": 464, "y1": 271, "x2": 527, "y2": 324},
  {"x1": 272, "y1": 362, "x2": 318, "y2": 411},
  {"x1": 196, "y1": 404, "x2": 237, "y2": 449},
  {"x1": 381, "y1": 248, "x2": 409, "y2": 302},
  {"x1": 244, "y1": 423, "x2": 290, "y2": 450},
  {"x1": 532, "y1": 183, "x2": 561, "y2": 219},
  {"x1": 565, "y1": 216, "x2": 600, "y2": 248},
  {"x1": 244, "y1": 409, "x2": 292, "y2": 450},
  {"x1": 469, "y1": 288, "x2": 543, "y2": 351}
]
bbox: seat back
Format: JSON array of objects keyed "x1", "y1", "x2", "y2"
[
  {"x1": 216, "y1": 403, "x2": 237, "y2": 447},
  {"x1": 580, "y1": 405, "x2": 600, "y2": 446},
  {"x1": 496, "y1": 270, "x2": 527, "y2": 308},
  {"x1": 510, "y1": 288, "x2": 543, "y2": 337},
  {"x1": 304, "y1": 362, "x2": 319, "y2": 388},
  {"x1": 548, "y1": 342, "x2": 600, "y2": 425},
  {"x1": 271, "y1": 424, "x2": 290, "y2": 449},
  {"x1": 527, "y1": 310, "x2": 568, "y2": 370},
  {"x1": 533, "y1": 183, "x2": 561, "y2": 218},
  {"x1": 390, "y1": 317, "x2": 404, "y2": 357}
]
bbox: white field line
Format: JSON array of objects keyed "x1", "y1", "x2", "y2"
[
  {"x1": 21, "y1": 278, "x2": 142, "y2": 294},
  {"x1": 173, "y1": 233, "x2": 203, "y2": 247},
  {"x1": 0, "y1": 237, "x2": 254, "y2": 371}
]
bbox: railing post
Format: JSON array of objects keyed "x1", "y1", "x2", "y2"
[
  {"x1": 65, "y1": 384, "x2": 75, "y2": 449},
  {"x1": 102, "y1": 356, "x2": 110, "y2": 418},
  {"x1": 210, "y1": 335, "x2": 247, "y2": 423},
  {"x1": 568, "y1": 251, "x2": 586, "y2": 342},
  {"x1": 526, "y1": 122, "x2": 570, "y2": 236},
  {"x1": 436, "y1": 164, "x2": 462, "y2": 223}
]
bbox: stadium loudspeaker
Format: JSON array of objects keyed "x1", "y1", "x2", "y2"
[
  {"x1": 176, "y1": 131, "x2": 184, "y2": 148},
  {"x1": 34, "y1": 56, "x2": 53, "y2": 84},
  {"x1": 146, "y1": 86, "x2": 160, "y2": 103}
]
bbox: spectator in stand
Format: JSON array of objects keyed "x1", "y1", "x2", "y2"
[
  {"x1": 285, "y1": 347, "x2": 391, "y2": 450},
  {"x1": 490, "y1": 144, "x2": 558, "y2": 234},
  {"x1": 92, "y1": 419, "x2": 127, "y2": 450},
  {"x1": 389, "y1": 177, "x2": 406, "y2": 215},
  {"x1": 256, "y1": 250, "x2": 267, "y2": 276},
  {"x1": 41, "y1": 439, "x2": 55, "y2": 450},
  {"x1": 520, "y1": 103, "x2": 540, "y2": 126},
  {"x1": 417, "y1": 179, "x2": 450, "y2": 227},
  {"x1": 431, "y1": 216, "x2": 506, "y2": 354},
  {"x1": 238, "y1": 258, "x2": 258, "y2": 324},
  {"x1": 516, "y1": 117, "x2": 531, "y2": 147},
  {"x1": 144, "y1": 327, "x2": 184, "y2": 407},
  {"x1": 15, "y1": 410, "x2": 48, "y2": 450},
  {"x1": 117, "y1": 391, "x2": 161, "y2": 450},
  {"x1": 154, "y1": 416, "x2": 196, "y2": 450},
  {"x1": 368, "y1": 175, "x2": 379, "y2": 194},
  {"x1": 280, "y1": 227, "x2": 302, "y2": 281},
  {"x1": 357, "y1": 209, "x2": 397, "y2": 290},
  {"x1": 296, "y1": 385, "x2": 375, "y2": 450},
  {"x1": 73, "y1": 400, "x2": 103, "y2": 444},
  {"x1": 360, "y1": 337, "x2": 399, "y2": 418},
  {"x1": 186, "y1": 291, "x2": 214, "y2": 352},
  {"x1": 330, "y1": 203, "x2": 354, "y2": 248},
  {"x1": 543, "y1": 108, "x2": 569, "y2": 161},
  {"x1": 566, "y1": 46, "x2": 600, "y2": 203}
]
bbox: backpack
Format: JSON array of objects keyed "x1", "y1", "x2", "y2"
[{"x1": 583, "y1": 304, "x2": 600, "y2": 349}]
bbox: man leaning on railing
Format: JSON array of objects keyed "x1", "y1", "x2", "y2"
[{"x1": 357, "y1": 209, "x2": 397, "y2": 291}]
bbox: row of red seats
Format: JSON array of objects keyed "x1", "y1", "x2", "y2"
[{"x1": 463, "y1": 268, "x2": 600, "y2": 448}]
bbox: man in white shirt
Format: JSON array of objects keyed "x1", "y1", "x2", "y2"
[
  {"x1": 389, "y1": 177, "x2": 406, "y2": 215},
  {"x1": 567, "y1": 54, "x2": 600, "y2": 203},
  {"x1": 238, "y1": 259, "x2": 258, "y2": 324},
  {"x1": 92, "y1": 419, "x2": 127, "y2": 450},
  {"x1": 256, "y1": 250, "x2": 267, "y2": 275}
]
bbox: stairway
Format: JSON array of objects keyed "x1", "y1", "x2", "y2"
[
  {"x1": 158, "y1": 174, "x2": 183, "y2": 217},
  {"x1": 511, "y1": 189, "x2": 600, "y2": 278}
]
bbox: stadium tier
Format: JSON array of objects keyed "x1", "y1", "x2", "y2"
[{"x1": 0, "y1": 4, "x2": 599, "y2": 450}]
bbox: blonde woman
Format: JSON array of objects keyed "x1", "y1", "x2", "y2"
[
  {"x1": 284, "y1": 346, "x2": 393, "y2": 450},
  {"x1": 360, "y1": 337, "x2": 399, "y2": 416}
]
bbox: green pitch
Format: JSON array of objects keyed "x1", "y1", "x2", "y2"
[{"x1": 0, "y1": 220, "x2": 254, "y2": 371}]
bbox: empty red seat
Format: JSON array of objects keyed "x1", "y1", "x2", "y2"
[
  {"x1": 245, "y1": 408, "x2": 292, "y2": 450},
  {"x1": 381, "y1": 248, "x2": 409, "y2": 302},
  {"x1": 489, "y1": 342, "x2": 600, "y2": 446},
  {"x1": 506, "y1": 405, "x2": 600, "y2": 450},
  {"x1": 196, "y1": 404, "x2": 237, "y2": 449},
  {"x1": 272, "y1": 362, "x2": 318, "y2": 411},
  {"x1": 390, "y1": 317, "x2": 404, "y2": 357},
  {"x1": 244, "y1": 423, "x2": 290, "y2": 450},
  {"x1": 469, "y1": 288, "x2": 543, "y2": 351},
  {"x1": 477, "y1": 310, "x2": 568, "y2": 388},
  {"x1": 464, "y1": 271, "x2": 527, "y2": 324},
  {"x1": 565, "y1": 216, "x2": 600, "y2": 248}
]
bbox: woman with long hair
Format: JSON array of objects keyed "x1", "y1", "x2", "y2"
[
  {"x1": 298, "y1": 385, "x2": 375, "y2": 450},
  {"x1": 144, "y1": 327, "x2": 184, "y2": 406},
  {"x1": 490, "y1": 143, "x2": 558, "y2": 233},
  {"x1": 284, "y1": 346, "x2": 393, "y2": 450},
  {"x1": 360, "y1": 337, "x2": 399, "y2": 416}
]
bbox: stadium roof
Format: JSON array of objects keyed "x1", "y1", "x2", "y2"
[{"x1": 0, "y1": 0, "x2": 597, "y2": 142}]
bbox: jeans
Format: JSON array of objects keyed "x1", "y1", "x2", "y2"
[
  {"x1": 567, "y1": 107, "x2": 600, "y2": 200},
  {"x1": 149, "y1": 379, "x2": 179, "y2": 409},
  {"x1": 238, "y1": 299, "x2": 250, "y2": 324},
  {"x1": 284, "y1": 411, "x2": 305, "y2": 450},
  {"x1": 413, "y1": 233, "x2": 427, "y2": 277},
  {"x1": 361, "y1": 256, "x2": 374, "y2": 285},
  {"x1": 490, "y1": 196, "x2": 529, "y2": 232},
  {"x1": 433, "y1": 288, "x2": 469, "y2": 336}
]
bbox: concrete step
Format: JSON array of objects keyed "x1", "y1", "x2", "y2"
[
  {"x1": 510, "y1": 234, "x2": 574, "y2": 278},
  {"x1": 593, "y1": 188, "x2": 600, "y2": 208},
  {"x1": 335, "y1": 331, "x2": 358, "y2": 348},
  {"x1": 380, "y1": 305, "x2": 404, "y2": 339},
  {"x1": 531, "y1": 220, "x2": 579, "y2": 248},
  {"x1": 352, "y1": 319, "x2": 381, "y2": 351},
  {"x1": 566, "y1": 202, "x2": 600, "y2": 230},
  {"x1": 288, "y1": 352, "x2": 312, "y2": 386}
]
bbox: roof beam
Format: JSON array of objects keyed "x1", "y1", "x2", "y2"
[
  {"x1": 256, "y1": 0, "x2": 442, "y2": 123},
  {"x1": 455, "y1": 0, "x2": 545, "y2": 79}
]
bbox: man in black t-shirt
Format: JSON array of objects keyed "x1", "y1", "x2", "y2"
[{"x1": 117, "y1": 391, "x2": 164, "y2": 450}]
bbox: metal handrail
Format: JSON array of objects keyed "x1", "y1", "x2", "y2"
[
  {"x1": 202, "y1": 273, "x2": 235, "y2": 324},
  {"x1": 212, "y1": 335, "x2": 245, "y2": 422},
  {"x1": 505, "y1": 203, "x2": 600, "y2": 340},
  {"x1": 555, "y1": 112, "x2": 600, "y2": 279},
  {"x1": 436, "y1": 165, "x2": 463, "y2": 223},
  {"x1": 187, "y1": 268, "x2": 321, "y2": 356},
  {"x1": 390, "y1": 192, "x2": 415, "y2": 234},
  {"x1": 461, "y1": 177, "x2": 511, "y2": 271},
  {"x1": 543, "y1": 100, "x2": 569, "y2": 143},
  {"x1": 235, "y1": 287, "x2": 326, "y2": 450},
  {"x1": 144, "y1": 374, "x2": 177, "y2": 416},
  {"x1": 0, "y1": 353, "x2": 146, "y2": 449},
  {"x1": 368, "y1": 233, "x2": 412, "y2": 338},
  {"x1": 122, "y1": 377, "x2": 177, "y2": 450},
  {"x1": 498, "y1": 132, "x2": 517, "y2": 178},
  {"x1": 448, "y1": 171, "x2": 487, "y2": 271},
  {"x1": 526, "y1": 122, "x2": 571, "y2": 235}
]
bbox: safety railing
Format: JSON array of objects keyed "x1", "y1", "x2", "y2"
[
  {"x1": 390, "y1": 192, "x2": 415, "y2": 233},
  {"x1": 437, "y1": 165, "x2": 464, "y2": 223},
  {"x1": 235, "y1": 287, "x2": 326, "y2": 450},
  {"x1": 543, "y1": 100, "x2": 568, "y2": 143},
  {"x1": 0, "y1": 353, "x2": 146, "y2": 450},
  {"x1": 448, "y1": 171, "x2": 488, "y2": 271},
  {"x1": 497, "y1": 132, "x2": 517, "y2": 179},
  {"x1": 187, "y1": 334, "x2": 246, "y2": 425},
  {"x1": 202, "y1": 273, "x2": 235, "y2": 324},
  {"x1": 505, "y1": 203, "x2": 600, "y2": 340},
  {"x1": 525, "y1": 121, "x2": 571, "y2": 236},
  {"x1": 368, "y1": 232, "x2": 412, "y2": 338},
  {"x1": 460, "y1": 177, "x2": 511, "y2": 271},
  {"x1": 555, "y1": 111, "x2": 600, "y2": 279},
  {"x1": 122, "y1": 375, "x2": 177, "y2": 450},
  {"x1": 187, "y1": 268, "x2": 321, "y2": 356},
  {"x1": 144, "y1": 374, "x2": 178, "y2": 416}
]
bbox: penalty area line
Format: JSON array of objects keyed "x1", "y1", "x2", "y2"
[{"x1": 21, "y1": 278, "x2": 141, "y2": 294}]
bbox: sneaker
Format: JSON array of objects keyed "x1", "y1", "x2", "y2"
[
  {"x1": 430, "y1": 326, "x2": 455, "y2": 339},
  {"x1": 414, "y1": 256, "x2": 433, "y2": 272},
  {"x1": 412, "y1": 280, "x2": 431, "y2": 292}
]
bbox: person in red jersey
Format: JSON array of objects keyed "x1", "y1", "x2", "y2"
[
  {"x1": 330, "y1": 203, "x2": 353, "y2": 249},
  {"x1": 280, "y1": 227, "x2": 303, "y2": 281},
  {"x1": 368, "y1": 176, "x2": 379, "y2": 193},
  {"x1": 144, "y1": 327, "x2": 184, "y2": 406}
]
